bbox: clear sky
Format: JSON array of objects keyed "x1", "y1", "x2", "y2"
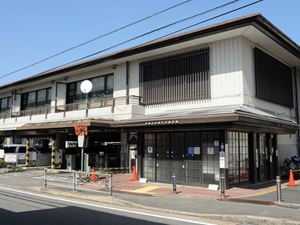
[{"x1": 0, "y1": 0, "x2": 299, "y2": 86}]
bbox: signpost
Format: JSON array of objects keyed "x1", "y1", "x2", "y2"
[{"x1": 75, "y1": 125, "x2": 88, "y2": 172}]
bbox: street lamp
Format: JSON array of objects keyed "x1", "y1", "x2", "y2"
[
  {"x1": 79, "y1": 80, "x2": 92, "y2": 172},
  {"x1": 80, "y1": 80, "x2": 93, "y2": 117}
]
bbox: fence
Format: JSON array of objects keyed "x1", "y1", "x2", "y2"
[
  {"x1": 44, "y1": 169, "x2": 112, "y2": 196},
  {"x1": 0, "y1": 95, "x2": 143, "y2": 120}
]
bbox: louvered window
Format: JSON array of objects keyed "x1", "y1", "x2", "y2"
[
  {"x1": 139, "y1": 48, "x2": 210, "y2": 104},
  {"x1": 254, "y1": 48, "x2": 293, "y2": 108}
]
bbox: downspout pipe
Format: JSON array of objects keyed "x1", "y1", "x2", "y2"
[
  {"x1": 126, "y1": 61, "x2": 130, "y2": 98},
  {"x1": 293, "y1": 67, "x2": 300, "y2": 156}
]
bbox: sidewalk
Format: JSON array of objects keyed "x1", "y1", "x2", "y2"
[
  {"x1": 1, "y1": 168, "x2": 299, "y2": 204},
  {"x1": 111, "y1": 173, "x2": 300, "y2": 204},
  {"x1": 1, "y1": 169, "x2": 300, "y2": 224}
]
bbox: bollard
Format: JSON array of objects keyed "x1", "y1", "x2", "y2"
[
  {"x1": 172, "y1": 173, "x2": 176, "y2": 195},
  {"x1": 73, "y1": 172, "x2": 76, "y2": 192},
  {"x1": 44, "y1": 169, "x2": 47, "y2": 188},
  {"x1": 276, "y1": 176, "x2": 282, "y2": 202},
  {"x1": 109, "y1": 174, "x2": 113, "y2": 196},
  {"x1": 221, "y1": 174, "x2": 225, "y2": 198}
]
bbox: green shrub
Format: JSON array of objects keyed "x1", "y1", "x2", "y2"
[
  {"x1": 0, "y1": 159, "x2": 3, "y2": 167},
  {"x1": 4, "y1": 165, "x2": 23, "y2": 172}
]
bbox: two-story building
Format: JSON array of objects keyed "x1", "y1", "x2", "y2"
[{"x1": 1, "y1": 13, "x2": 300, "y2": 188}]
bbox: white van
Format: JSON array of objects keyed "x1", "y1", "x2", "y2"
[{"x1": 3, "y1": 144, "x2": 38, "y2": 164}]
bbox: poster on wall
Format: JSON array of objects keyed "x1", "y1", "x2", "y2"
[
  {"x1": 207, "y1": 147, "x2": 214, "y2": 155},
  {"x1": 225, "y1": 144, "x2": 229, "y2": 169},
  {"x1": 214, "y1": 141, "x2": 219, "y2": 147},
  {"x1": 148, "y1": 146, "x2": 153, "y2": 154},
  {"x1": 188, "y1": 147, "x2": 194, "y2": 154},
  {"x1": 194, "y1": 147, "x2": 200, "y2": 155}
]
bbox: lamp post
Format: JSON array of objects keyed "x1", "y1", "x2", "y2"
[
  {"x1": 77, "y1": 80, "x2": 92, "y2": 172},
  {"x1": 80, "y1": 80, "x2": 93, "y2": 117}
]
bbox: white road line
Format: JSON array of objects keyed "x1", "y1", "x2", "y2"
[{"x1": 0, "y1": 187, "x2": 216, "y2": 225}]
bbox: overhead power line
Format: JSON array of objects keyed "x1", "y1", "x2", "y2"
[
  {"x1": 2, "y1": 0, "x2": 264, "y2": 80},
  {"x1": 0, "y1": 0, "x2": 193, "y2": 79},
  {"x1": 41, "y1": 0, "x2": 251, "y2": 72},
  {"x1": 152, "y1": 0, "x2": 264, "y2": 41}
]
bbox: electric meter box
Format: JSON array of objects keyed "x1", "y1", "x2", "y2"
[{"x1": 66, "y1": 154, "x2": 76, "y2": 170}]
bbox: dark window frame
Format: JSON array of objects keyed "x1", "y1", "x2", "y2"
[
  {"x1": 21, "y1": 87, "x2": 51, "y2": 111},
  {"x1": 66, "y1": 74, "x2": 114, "y2": 104},
  {"x1": 0, "y1": 96, "x2": 11, "y2": 114}
]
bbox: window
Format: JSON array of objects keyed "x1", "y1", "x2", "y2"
[
  {"x1": 254, "y1": 48, "x2": 293, "y2": 107},
  {"x1": 67, "y1": 74, "x2": 114, "y2": 104},
  {"x1": 21, "y1": 88, "x2": 51, "y2": 110},
  {"x1": 0, "y1": 97, "x2": 11, "y2": 114},
  {"x1": 139, "y1": 48, "x2": 210, "y2": 104}
]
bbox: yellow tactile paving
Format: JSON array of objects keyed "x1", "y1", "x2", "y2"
[
  {"x1": 233, "y1": 181, "x2": 300, "y2": 199},
  {"x1": 121, "y1": 184, "x2": 171, "y2": 194},
  {"x1": 25, "y1": 174, "x2": 44, "y2": 178}
]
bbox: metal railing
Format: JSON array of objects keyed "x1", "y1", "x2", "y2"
[
  {"x1": 0, "y1": 95, "x2": 143, "y2": 120},
  {"x1": 44, "y1": 169, "x2": 113, "y2": 196}
]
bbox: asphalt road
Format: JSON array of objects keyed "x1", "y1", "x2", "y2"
[{"x1": 0, "y1": 188, "x2": 217, "y2": 225}]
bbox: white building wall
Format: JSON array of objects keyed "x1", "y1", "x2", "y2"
[
  {"x1": 210, "y1": 36, "x2": 244, "y2": 107},
  {"x1": 129, "y1": 61, "x2": 140, "y2": 96},
  {"x1": 242, "y1": 37, "x2": 296, "y2": 121},
  {"x1": 278, "y1": 134, "x2": 298, "y2": 166},
  {"x1": 113, "y1": 62, "x2": 127, "y2": 98},
  {"x1": 128, "y1": 36, "x2": 244, "y2": 115},
  {"x1": 13, "y1": 95, "x2": 21, "y2": 112}
]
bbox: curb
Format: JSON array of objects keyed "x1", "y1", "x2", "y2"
[
  {"x1": 27, "y1": 187, "x2": 300, "y2": 225},
  {"x1": 1, "y1": 184, "x2": 299, "y2": 225}
]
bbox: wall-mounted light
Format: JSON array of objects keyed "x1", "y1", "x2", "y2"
[
  {"x1": 19, "y1": 88, "x2": 23, "y2": 92},
  {"x1": 51, "y1": 80, "x2": 55, "y2": 84},
  {"x1": 112, "y1": 65, "x2": 117, "y2": 69},
  {"x1": 63, "y1": 76, "x2": 68, "y2": 81}
]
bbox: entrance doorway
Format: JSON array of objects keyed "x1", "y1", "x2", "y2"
[{"x1": 142, "y1": 131, "x2": 221, "y2": 186}]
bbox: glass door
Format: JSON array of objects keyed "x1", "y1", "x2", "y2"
[{"x1": 258, "y1": 134, "x2": 268, "y2": 181}]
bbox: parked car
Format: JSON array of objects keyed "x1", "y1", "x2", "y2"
[{"x1": 3, "y1": 144, "x2": 39, "y2": 164}]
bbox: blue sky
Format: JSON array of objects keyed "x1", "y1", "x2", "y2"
[{"x1": 0, "y1": 0, "x2": 299, "y2": 85}]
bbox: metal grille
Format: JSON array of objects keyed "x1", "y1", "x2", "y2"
[{"x1": 139, "y1": 48, "x2": 210, "y2": 104}]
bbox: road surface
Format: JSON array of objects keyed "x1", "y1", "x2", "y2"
[{"x1": 0, "y1": 187, "x2": 218, "y2": 225}]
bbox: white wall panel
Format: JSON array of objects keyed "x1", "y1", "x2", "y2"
[
  {"x1": 12, "y1": 94, "x2": 21, "y2": 112},
  {"x1": 278, "y1": 134, "x2": 297, "y2": 145},
  {"x1": 88, "y1": 107, "x2": 113, "y2": 120},
  {"x1": 129, "y1": 61, "x2": 140, "y2": 96},
  {"x1": 113, "y1": 62, "x2": 126, "y2": 97},
  {"x1": 278, "y1": 145, "x2": 298, "y2": 166}
]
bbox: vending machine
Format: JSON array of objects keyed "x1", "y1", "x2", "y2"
[{"x1": 66, "y1": 154, "x2": 76, "y2": 170}]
